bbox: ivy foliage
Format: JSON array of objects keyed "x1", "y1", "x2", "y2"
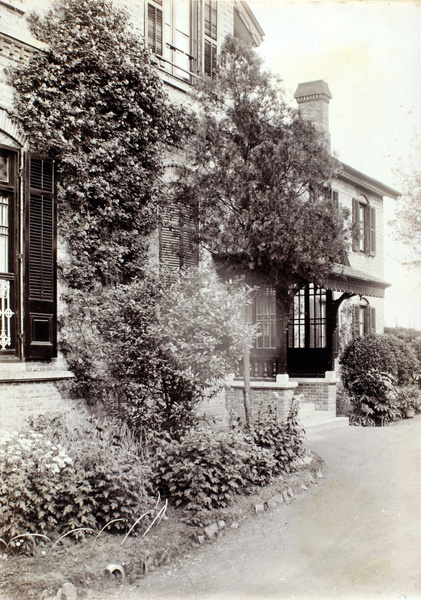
[
  {"x1": 9, "y1": 0, "x2": 190, "y2": 287},
  {"x1": 177, "y1": 36, "x2": 349, "y2": 296}
]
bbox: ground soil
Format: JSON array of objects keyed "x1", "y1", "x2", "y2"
[{"x1": 0, "y1": 452, "x2": 323, "y2": 600}]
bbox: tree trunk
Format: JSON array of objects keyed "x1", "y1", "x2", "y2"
[{"x1": 243, "y1": 343, "x2": 252, "y2": 427}]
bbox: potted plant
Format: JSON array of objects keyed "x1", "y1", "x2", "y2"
[{"x1": 397, "y1": 385, "x2": 421, "y2": 419}]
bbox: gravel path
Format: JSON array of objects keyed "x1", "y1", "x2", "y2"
[{"x1": 92, "y1": 416, "x2": 421, "y2": 600}]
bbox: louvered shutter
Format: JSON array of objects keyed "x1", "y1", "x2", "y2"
[
  {"x1": 364, "y1": 204, "x2": 370, "y2": 255},
  {"x1": 148, "y1": 3, "x2": 163, "y2": 55},
  {"x1": 24, "y1": 155, "x2": 57, "y2": 359},
  {"x1": 160, "y1": 203, "x2": 182, "y2": 269},
  {"x1": 204, "y1": 0, "x2": 217, "y2": 40},
  {"x1": 180, "y1": 205, "x2": 198, "y2": 269},
  {"x1": 352, "y1": 305, "x2": 360, "y2": 337},
  {"x1": 352, "y1": 198, "x2": 359, "y2": 251},
  {"x1": 369, "y1": 307, "x2": 376, "y2": 333},
  {"x1": 160, "y1": 203, "x2": 198, "y2": 270},
  {"x1": 204, "y1": 40, "x2": 217, "y2": 77},
  {"x1": 369, "y1": 206, "x2": 376, "y2": 256}
]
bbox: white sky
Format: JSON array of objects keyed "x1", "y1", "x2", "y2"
[{"x1": 249, "y1": 0, "x2": 421, "y2": 329}]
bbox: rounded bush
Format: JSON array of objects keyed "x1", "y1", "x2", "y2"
[{"x1": 339, "y1": 333, "x2": 418, "y2": 397}]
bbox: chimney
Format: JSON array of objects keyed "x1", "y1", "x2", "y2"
[{"x1": 294, "y1": 80, "x2": 332, "y2": 151}]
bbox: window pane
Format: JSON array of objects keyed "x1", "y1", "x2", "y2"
[{"x1": 255, "y1": 285, "x2": 277, "y2": 349}]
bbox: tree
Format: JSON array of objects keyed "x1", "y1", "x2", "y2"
[
  {"x1": 392, "y1": 162, "x2": 421, "y2": 267},
  {"x1": 60, "y1": 267, "x2": 256, "y2": 439},
  {"x1": 9, "y1": 0, "x2": 189, "y2": 288},
  {"x1": 177, "y1": 37, "x2": 349, "y2": 372}
]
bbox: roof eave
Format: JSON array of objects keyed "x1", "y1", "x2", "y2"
[{"x1": 336, "y1": 160, "x2": 401, "y2": 199}]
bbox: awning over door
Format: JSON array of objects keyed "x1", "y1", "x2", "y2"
[{"x1": 322, "y1": 264, "x2": 391, "y2": 298}]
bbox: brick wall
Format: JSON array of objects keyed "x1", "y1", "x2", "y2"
[{"x1": 292, "y1": 377, "x2": 337, "y2": 415}]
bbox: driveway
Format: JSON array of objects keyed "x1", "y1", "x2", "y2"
[{"x1": 96, "y1": 417, "x2": 421, "y2": 600}]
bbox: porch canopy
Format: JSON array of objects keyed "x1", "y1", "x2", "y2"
[{"x1": 322, "y1": 264, "x2": 391, "y2": 298}]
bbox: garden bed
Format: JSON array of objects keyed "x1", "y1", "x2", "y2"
[{"x1": 0, "y1": 453, "x2": 323, "y2": 600}]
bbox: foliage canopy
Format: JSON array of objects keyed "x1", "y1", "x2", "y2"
[
  {"x1": 177, "y1": 37, "x2": 349, "y2": 296},
  {"x1": 10, "y1": 0, "x2": 189, "y2": 288}
]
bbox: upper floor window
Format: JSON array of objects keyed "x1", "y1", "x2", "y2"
[
  {"x1": 148, "y1": 2, "x2": 163, "y2": 56},
  {"x1": 204, "y1": 0, "x2": 217, "y2": 77},
  {"x1": 204, "y1": 0, "x2": 217, "y2": 40},
  {"x1": 352, "y1": 196, "x2": 376, "y2": 256}
]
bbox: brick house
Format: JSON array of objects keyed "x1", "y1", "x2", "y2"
[
  {"x1": 0, "y1": 0, "x2": 264, "y2": 429},
  {"x1": 0, "y1": 0, "x2": 399, "y2": 429}
]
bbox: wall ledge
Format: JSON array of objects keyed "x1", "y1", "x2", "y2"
[{"x1": 0, "y1": 371, "x2": 74, "y2": 383}]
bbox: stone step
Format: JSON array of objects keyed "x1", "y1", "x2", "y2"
[{"x1": 304, "y1": 415, "x2": 350, "y2": 431}]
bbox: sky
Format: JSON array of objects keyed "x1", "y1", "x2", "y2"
[{"x1": 248, "y1": 0, "x2": 421, "y2": 329}]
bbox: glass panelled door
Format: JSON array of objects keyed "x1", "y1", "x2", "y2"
[{"x1": 287, "y1": 284, "x2": 332, "y2": 376}]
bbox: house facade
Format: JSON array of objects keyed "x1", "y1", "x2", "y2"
[
  {"x1": 0, "y1": 0, "x2": 264, "y2": 429},
  {"x1": 0, "y1": 0, "x2": 398, "y2": 430}
]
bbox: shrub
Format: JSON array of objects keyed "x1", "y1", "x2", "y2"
[
  {"x1": 382, "y1": 335, "x2": 419, "y2": 384},
  {"x1": 0, "y1": 429, "x2": 96, "y2": 551},
  {"x1": 60, "y1": 266, "x2": 256, "y2": 440},
  {"x1": 340, "y1": 333, "x2": 419, "y2": 397},
  {"x1": 30, "y1": 413, "x2": 153, "y2": 532},
  {"x1": 152, "y1": 425, "x2": 276, "y2": 511},
  {"x1": 252, "y1": 397, "x2": 306, "y2": 473},
  {"x1": 347, "y1": 370, "x2": 401, "y2": 427}
]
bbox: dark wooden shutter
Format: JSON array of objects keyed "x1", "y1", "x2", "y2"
[
  {"x1": 352, "y1": 305, "x2": 360, "y2": 337},
  {"x1": 148, "y1": 3, "x2": 163, "y2": 55},
  {"x1": 24, "y1": 155, "x2": 57, "y2": 359},
  {"x1": 204, "y1": 0, "x2": 217, "y2": 40},
  {"x1": 369, "y1": 206, "x2": 376, "y2": 256},
  {"x1": 180, "y1": 205, "x2": 198, "y2": 268},
  {"x1": 160, "y1": 203, "x2": 198, "y2": 270},
  {"x1": 369, "y1": 307, "x2": 376, "y2": 333},
  {"x1": 204, "y1": 40, "x2": 217, "y2": 77},
  {"x1": 352, "y1": 198, "x2": 359, "y2": 251},
  {"x1": 364, "y1": 204, "x2": 370, "y2": 255}
]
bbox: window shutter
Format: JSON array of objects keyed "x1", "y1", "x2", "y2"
[
  {"x1": 160, "y1": 203, "x2": 182, "y2": 270},
  {"x1": 352, "y1": 198, "x2": 359, "y2": 251},
  {"x1": 364, "y1": 204, "x2": 370, "y2": 255},
  {"x1": 369, "y1": 307, "x2": 376, "y2": 333},
  {"x1": 148, "y1": 3, "x2": 163, "y2": 55},
  {"x1": 160, "y1": 203, "x2": 198, "y2": 270},
  {"x1": 204, "y1": 40, "x2": 217, "y2": 77},
  {"x1": 24, "y1": 155, "x2": 57, "y2": 359},
  {"x1": 204, "y1": 0, "x2": 217, "y2": 40},
  {"x1": 352, "y1": 305, "x2": 360, "y2": 337},
  {"x1": 369, "y1": 206, "x2": 376, "y2": 256},
  {"x1": 180, "y1": 205, "x2": 198, "y2": 269}
]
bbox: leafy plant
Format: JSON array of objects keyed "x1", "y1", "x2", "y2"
[
  {"x1": 151, "y1": 425, "x2": 277, "y2": 512},
  {"x1": 252, "y1": 397, "x2": 306, "y2": 473},
  {"x1": 30, "y1": 413, "x2": 153, "y2": 531},
  {"x1": 9, "y1": 0, "x2": 190, "y2": 289},
  {"x1": 396, "y1": 385, "x2": 421, "y2": 412},
  {"x1": 346, "y1": 370, "x2": 401, "y2": 427},
  {"x1": 60, "y1": 267, "x2": 256, "y2": 440},
  {"x1": 0, "y1": 429, "x2": 96, "y2": 551}
]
